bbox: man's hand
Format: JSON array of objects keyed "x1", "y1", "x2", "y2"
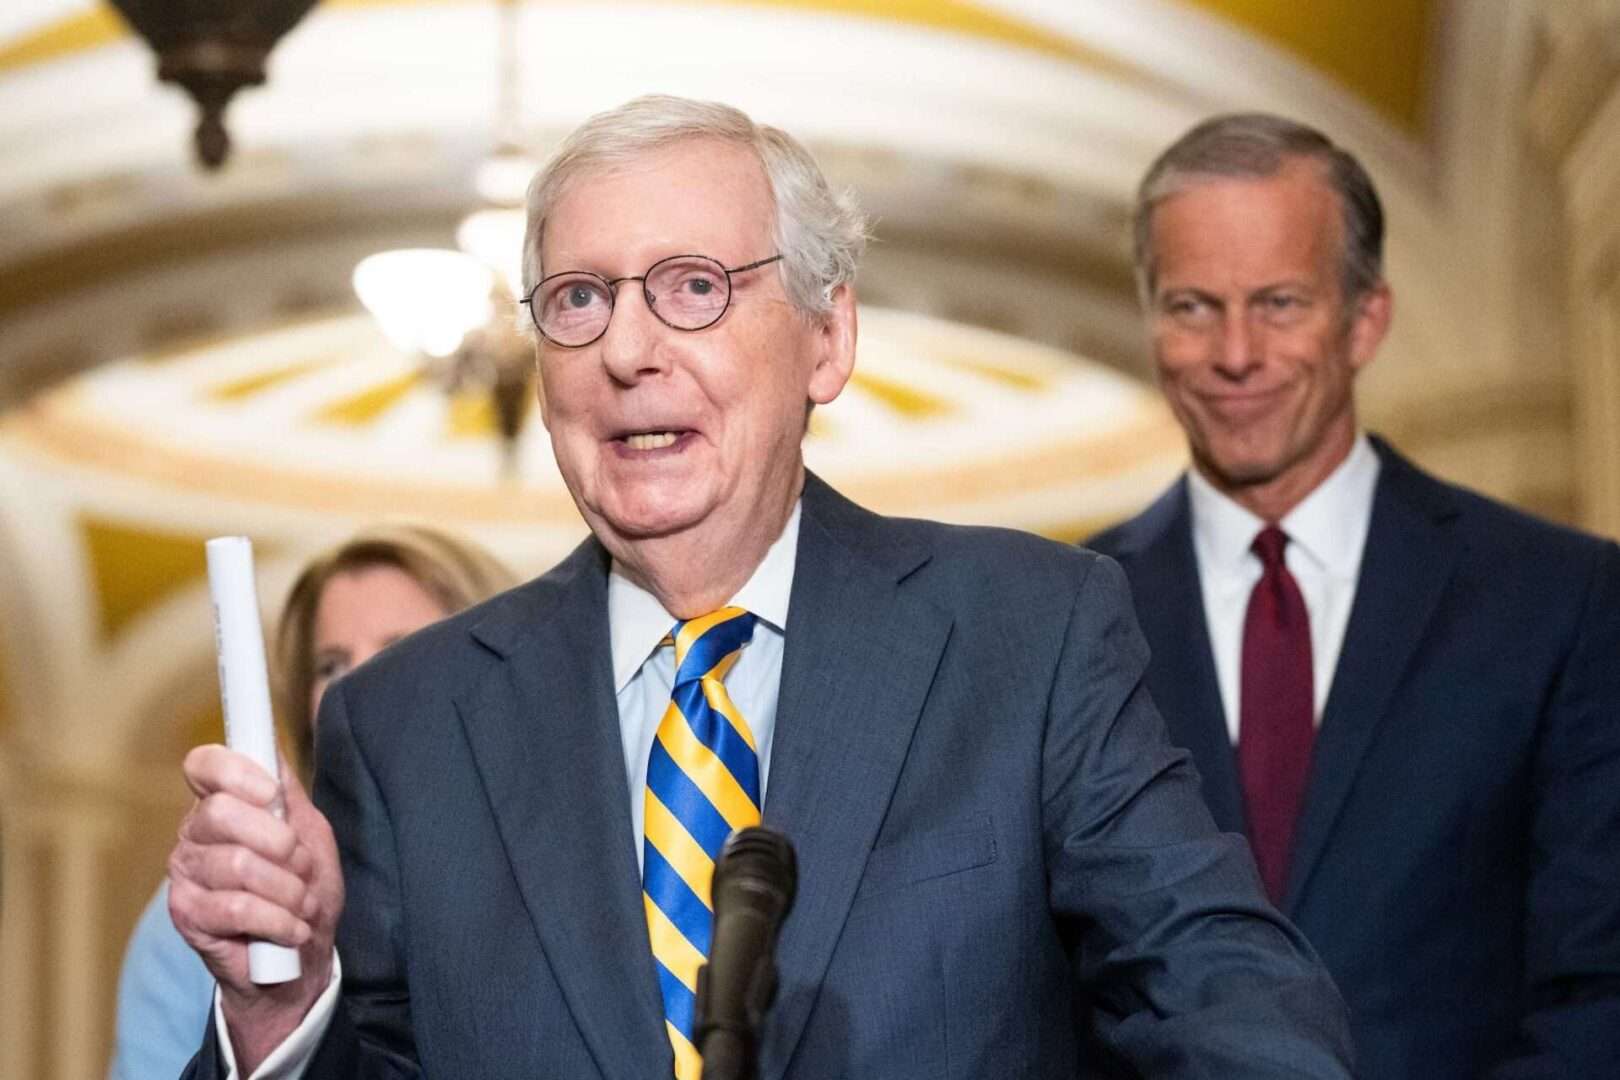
[{"x1": 168, "y1": 745, "x2": 344, "y2": 1074}]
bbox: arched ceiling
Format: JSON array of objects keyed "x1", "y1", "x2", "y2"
[
  {"x1": 1, "y1": 0, "x2": 1438, "y2": 132},
  {"x1": 1183, "y1": 0, "x2": 1436, "y2": 133},
  {"x1": 0, "y1": 0, "x2": 1450, "y2": 356}
]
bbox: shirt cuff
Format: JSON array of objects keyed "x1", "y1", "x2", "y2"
[{"x1": 215, "y1": 950, "x2": 342, "y2": 1080}]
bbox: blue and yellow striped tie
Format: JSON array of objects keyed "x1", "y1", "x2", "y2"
[{"x1": 643, "y1": 606, "x2": 761, "y2": 1080}]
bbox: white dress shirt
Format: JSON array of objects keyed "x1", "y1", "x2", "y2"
[
  {"x1": 221, "y1": 502, "x2": 802, "y2": 1079},
  {"x1": 1186, "y1": 434, "x2": 1380, "y2": 743}
]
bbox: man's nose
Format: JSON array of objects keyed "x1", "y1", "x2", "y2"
[
  {"x1": 1213, "y1": 312, "x2": 1263, "y2": 377},
  {"x1": 599, "y1": 284, "x2": 671, "y2": 383}
]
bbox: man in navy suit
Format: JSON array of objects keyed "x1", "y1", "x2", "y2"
[
  {"x1": 1090, "y1": 112, "x2": 1620, "y2": 1078},
  {"x1": 165, "y1": 97, "x2": 1354, "y2": 1078}
]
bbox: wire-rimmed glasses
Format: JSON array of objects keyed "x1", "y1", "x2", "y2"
[{"x1": 522, "y1": 253, "x2": 783, "y2": 347}]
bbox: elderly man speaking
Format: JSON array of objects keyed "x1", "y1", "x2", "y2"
[{"x1": 168, "y1": 96, "x2": 1353, "y2": 1079}]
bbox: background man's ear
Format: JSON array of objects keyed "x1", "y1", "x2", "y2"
[{"x1": 1349, "y1": 282, "x2": 1393, "y2": 372}]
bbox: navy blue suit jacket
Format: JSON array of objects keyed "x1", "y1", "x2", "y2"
[
  {"x1": 1089, "y1": 437, "x2": 1620, "y2": 1079},
  {"x1": 188, "y1": 475, "x2": 1351, "y2": 1078}
]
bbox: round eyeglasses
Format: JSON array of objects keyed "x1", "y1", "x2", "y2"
[{"x1": 522, "y1": 253, "x2": 784, "y2": 347}]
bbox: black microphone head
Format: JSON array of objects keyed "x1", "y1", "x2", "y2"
[{"x1": 713, "y1": 826, "x2": 797, "y2": 920}]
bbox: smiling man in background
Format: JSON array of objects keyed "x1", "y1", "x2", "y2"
[{"x1": 1090, "y1": 112, "x2": 1620, "y2": 1078}]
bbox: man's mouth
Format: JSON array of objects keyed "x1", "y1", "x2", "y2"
[
  {"x1": 1195, "y1": 384, "x2": 1290, "y2": 415},
  {"x1": 617, "y1": 430, "x2": 685, "y2": 451}
]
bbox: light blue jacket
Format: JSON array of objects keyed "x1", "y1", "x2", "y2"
[{"x1": 109, "y1": 881, "x2": 212, "y2": 1080}]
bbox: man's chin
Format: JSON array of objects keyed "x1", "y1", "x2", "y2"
[
  {"x1": 588, "y1": 500, "x2": 709, "y2": 546},
  {"x1": 1193, "y1": 448, "x2": 1287, "y2": 493},
  {"x1": 1219, "y1": 462, "x2": 1286, "y2": 488}
]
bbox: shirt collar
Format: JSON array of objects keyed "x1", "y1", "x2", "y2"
[
  {"x1": 1280, "y1": 432, "x2": 1380, "y2": 577},
  {"x1": 1188, "y1": 432, "x2": 1380, "y2": 578},
  {"x1": 607, "y1": 500, "x2": 801, "y2": 692}
]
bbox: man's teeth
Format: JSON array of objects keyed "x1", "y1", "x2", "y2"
[{"x1": 625, "y1": 431, "x2": 678, "y2": 450}]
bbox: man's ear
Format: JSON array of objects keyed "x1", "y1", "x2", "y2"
[
  {"x1": 1348, "y1": 282, "x2": 1392, "y2": 373},
  {"x1": 807, "y1": 284, "x2": 857, "y2": 406}
]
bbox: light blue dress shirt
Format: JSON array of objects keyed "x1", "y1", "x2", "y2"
[
  {"x1": 608, "y1": 500, "x2": 797, "y2": 864},
  {"x1": 108, "y1": 880, "x2": 214, "y2": 1080}
]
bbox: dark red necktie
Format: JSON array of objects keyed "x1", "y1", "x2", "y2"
[{"x1": 1238, "y1": 525, "x2": 1315, "y2": 904}]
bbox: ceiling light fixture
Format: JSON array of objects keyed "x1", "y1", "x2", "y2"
[
  {"x1": 351, "y1": 0, "x2": 538, "y2": 477},
  {"x1": 107, "y1": 0, "x2": 320, "y2": 170}
]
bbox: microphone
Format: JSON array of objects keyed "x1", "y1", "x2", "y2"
[{"x1": 695, "y1": 826, "x2": 797, "y2": 1080}]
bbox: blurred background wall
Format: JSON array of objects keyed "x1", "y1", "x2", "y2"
[{"x1": 2, "y1": 1, "x2": 1618, "y2": 1074}]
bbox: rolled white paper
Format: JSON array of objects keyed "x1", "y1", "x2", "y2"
[{"x1": 206, "y1": 536, "x2": 302, "y2": 986}]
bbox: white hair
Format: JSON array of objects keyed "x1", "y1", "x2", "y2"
[{"x1": 521, "y1": 95, "x2": 868, "y2": 319}]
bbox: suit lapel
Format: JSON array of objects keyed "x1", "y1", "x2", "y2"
[
  {"x1": 1116, "y1": 483, "x2": 1246, "y2": 832},
  {"x1": 1282, "y1": 440, "x2": 1461, "y2": 912},
  {"x1": 758, "y1": 475, "x2": 953, "y2": 1080},
  {"x1": 458, "y1": 541, "x2": 669, "y2": 1080}
]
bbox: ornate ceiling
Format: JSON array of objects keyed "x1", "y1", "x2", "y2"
[{"x1": 2, "y1": 1, "x2": 1440, "y2": 131}]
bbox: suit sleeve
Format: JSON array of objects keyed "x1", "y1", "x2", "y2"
[
  {"x1": 1042, "y1": 555, "x2": 1355, "y2": 1077},
  {"x1": 301, "y1": 679, "x2": 423, "y2": 1077},
  {"x1": 1489, "y1": 542, "x2": 1620, "y2": 1079}
]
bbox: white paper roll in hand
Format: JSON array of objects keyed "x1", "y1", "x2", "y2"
[{"x1": 206, "y1": 536, "x2": 302, "y2": 985}]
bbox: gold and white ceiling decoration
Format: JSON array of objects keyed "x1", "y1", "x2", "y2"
[{"x1": 4, "y1": 305, "x2": 1183, "y2": 546}]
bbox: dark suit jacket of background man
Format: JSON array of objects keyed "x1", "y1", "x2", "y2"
[
  {"x1": 1089, "y1": 435, "x2": 1620, "y2": 1079},
  {"x1": 186, "y1": 474, "x2": 1352, "y2": 1078}
]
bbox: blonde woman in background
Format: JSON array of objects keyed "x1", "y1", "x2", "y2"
[{"x1": 109, "y1": 524, "x2": 516, "y2": 1080}]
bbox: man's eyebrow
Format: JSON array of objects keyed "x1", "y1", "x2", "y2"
[
  {"x1": 1249, "y1": 280, "x2": 1318, "y2": 297},
  {"x1": 1159, "y1": 285, "x2": 1221, "y2": 301}
]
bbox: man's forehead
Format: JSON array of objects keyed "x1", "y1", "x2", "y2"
[
  {"x1": 1153, "y1": 167, "x2": 1341, "y2": 259},
  {"x1": 541, "y1": 139, "x2": 774, "y2": 261},
  {"x1": 1165, "y1": 160, "x2": 1338, "y2": 227}
]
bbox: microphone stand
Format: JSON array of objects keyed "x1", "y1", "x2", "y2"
[
  {"x1": 694, "y1": 827, "x2": 797, "y2": 1080},
  {"x1": 696, "y1": 946, "x2": 780, "y2": 1080}
]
